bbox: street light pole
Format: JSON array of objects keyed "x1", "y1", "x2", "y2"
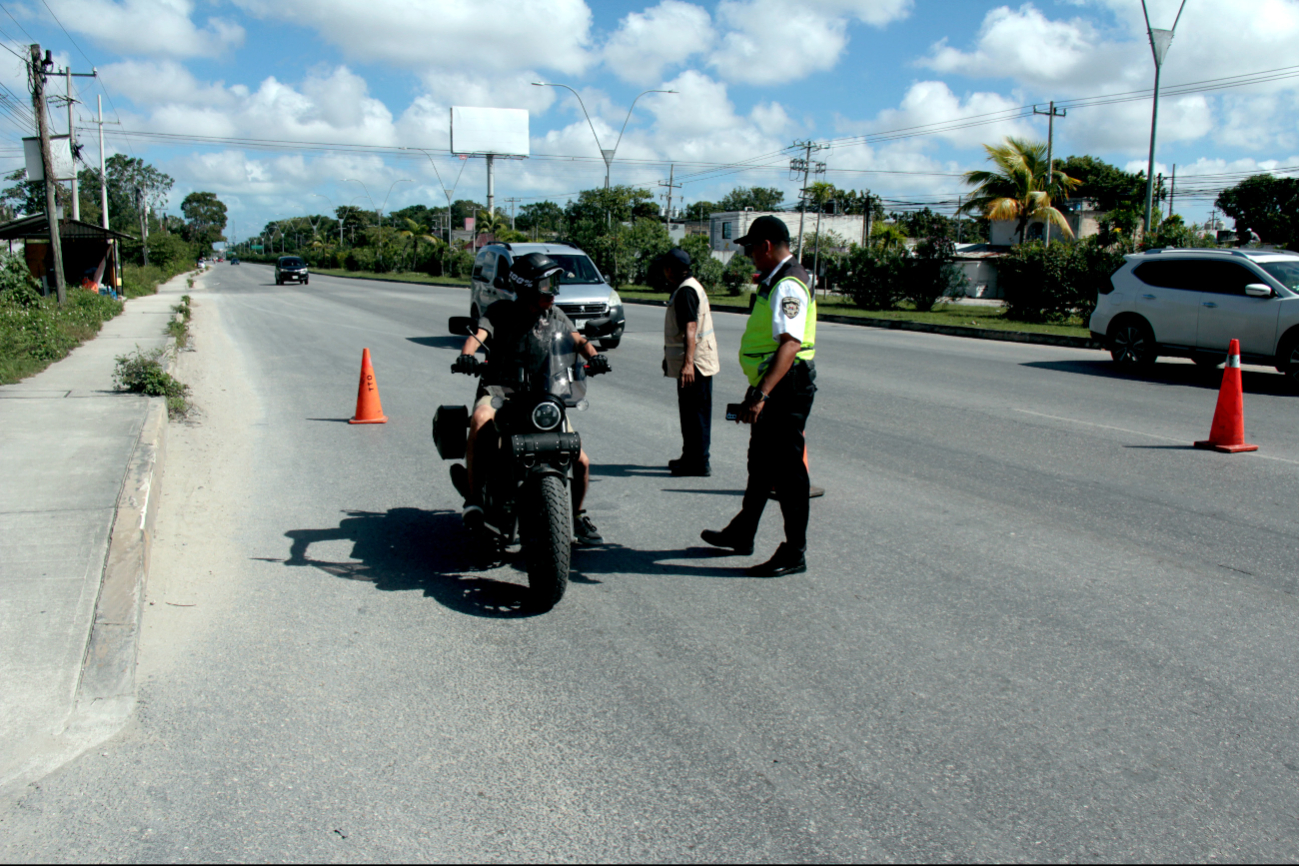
[
  {"x1": 533, "y1": 82, "x2": 678, "y2": 226},
  {"x1": 1141, "y1": 0, "x2": 1187, "y2": 236}
]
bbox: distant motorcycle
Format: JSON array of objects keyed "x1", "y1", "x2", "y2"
[{"x1": 433, "y1": 315, "x2": 614, "y2": 609}]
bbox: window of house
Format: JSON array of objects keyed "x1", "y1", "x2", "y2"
[{"x1": 722, "y1": 222, "x2": 732, "y2": 239}]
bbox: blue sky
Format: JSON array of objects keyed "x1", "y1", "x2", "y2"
[{"x1": 1, "y1": 0, "x2": 1296, "y2": 238}]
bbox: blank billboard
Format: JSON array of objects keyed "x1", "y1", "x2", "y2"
[
  {"x1": 451, "y1": 107, "x2": 529, "y2": 157},
  {"x1": 23, "y1": 135, "x2": 74, "y2": 182}
]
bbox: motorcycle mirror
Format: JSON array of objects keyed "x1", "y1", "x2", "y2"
[{"x1": 448, "y1": 316, "x2": 478, "y2": 335}]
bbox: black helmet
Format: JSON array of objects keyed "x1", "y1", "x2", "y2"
[{"x1": 506, "y1": 252, "x2": 564, "y2": 296}]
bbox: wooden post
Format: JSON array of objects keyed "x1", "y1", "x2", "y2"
[{"x1": 30, "y1": 45, "x2": 65, "y2": 303}]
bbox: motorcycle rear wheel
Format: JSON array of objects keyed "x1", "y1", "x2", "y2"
[{"x1": 522, "y1": 474, "x2": 571, "y2": 610}]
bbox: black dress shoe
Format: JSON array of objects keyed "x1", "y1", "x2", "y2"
[
  {"x1": 450, "y1": 463, "x2": 470, "y2": 499},
  {"x1": 700, "y1": 528, "x2": 754, "y2": 556},
  {"x1": 671, "y1": 462, "x2": 711, "y2": 477},
  {"x1": 747, "y1": 544, "x2": 807, "y2": 577}
]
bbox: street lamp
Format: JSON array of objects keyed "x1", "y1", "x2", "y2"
[
  {"x1": 1140, "y1": 0, "x2": 1187, "y2": 235},
  {"x1": 532, "y1": 82, "x2": 678, "y2": 190},
  {"x1": 400, "y1": 146, "x2": 470, "y2": 268},
  {"x1": 310, "y1": 193, "x2": 345, "y2": 247}
]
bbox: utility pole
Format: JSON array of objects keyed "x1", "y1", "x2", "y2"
[
  {"x1": 1033, "y1": 101, "x2": 1066, "y2": 247},
  {"x1": 30, "y1": 45, "x2": 65, "y2": 302},
  {"x1": 1169, "y1": 163, "x2": 1176, "y2": 219},
  {"x1": 790, "y1": 140, "x2": 827, "y2": 260},
  {"x1": 658, "y1": 163, "x2": 680, "y2": 238},
  {"x1": 505, "y1": 196, "x2": 521, "y2": 230},
  {"x1": 862, "y1": 191, "x2": 874, "y2": 247},
  {"x1": 485, "y1": 154, "x2": 494, "y2": 217},
  {"x1": 1141, "y1": 0, "x2": 1187, "y2": 235},
  {"x1": 956, "y1": 195, "x2": 963, "y2": 243},
  {"x1": 53, "y1": 65, "x2": 96, "y2": 222}
]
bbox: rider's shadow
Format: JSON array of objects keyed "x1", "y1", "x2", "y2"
[{"x1": 271, "y1": 508, "x2": 542, "y2": 618}]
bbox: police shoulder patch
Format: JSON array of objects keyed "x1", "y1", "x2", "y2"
[{"x1": 781, "y1": 295, "x2": 802, "y2": 318}]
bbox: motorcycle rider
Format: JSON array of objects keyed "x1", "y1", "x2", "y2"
[{"x1": 451, "y1": 252, "x2": 610, "y2": 545}]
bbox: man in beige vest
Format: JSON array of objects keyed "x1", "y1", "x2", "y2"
[{"x1": 659, "y1": 248, "x2": 719, "y2": 476}]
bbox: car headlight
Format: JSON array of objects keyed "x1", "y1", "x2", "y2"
[
  {"x1": 608, "y1": 289, "x2": 622, "y2": 309},
  {"x1": 531, "y1": 401, "x2": 562, "y2": 431}
]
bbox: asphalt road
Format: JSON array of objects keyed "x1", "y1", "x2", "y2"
[{"x1": 3, "y1": 263, "x2": 1298, "y2": 862}]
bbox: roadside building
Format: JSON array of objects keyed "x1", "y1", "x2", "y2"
[
  {"x1": 708, "y1": 210, "x2": 866, "y2": 263},
  {"x1": 0, "y1": 213, "x2": 133, "y2": 295}
]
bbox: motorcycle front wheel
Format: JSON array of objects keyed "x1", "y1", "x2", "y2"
[{"x1": 522, "y1": 474, "x2": 571, "y2": 610}]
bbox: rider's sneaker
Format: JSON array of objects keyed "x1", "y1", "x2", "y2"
[
  {"x1": 573, "y1": 510, "x2": 603, "y2": 546},
  {"x1": 450, "y1": 463, "x2": 470, "y2": 500}
]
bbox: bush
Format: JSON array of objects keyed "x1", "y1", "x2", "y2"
[
  {"x1": 0, "y1": 255, "x2": 124, "y2": 383},
  {"x1": 113, "y1": 346, "x2": 189, "y2": 418},
  {"x1": 907, "y1": 233, "x2": 966, "y2": 312},
  {"x1": 998, "y1": 238, "x2": 1128, "y2": 323},
  {"x1": 722, "y1": 253, "x2": 755, "y2": 296},
  {"x1": 843, "y1": 245, "x2": 908, "y2": 310}
]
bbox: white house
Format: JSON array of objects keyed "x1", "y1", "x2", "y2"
[
  {"x1": 708, "y1": 210, "x2": 867, "y2": 263},
  {"x1": 988, "y1": 199, "x2": 1103, "y2": 246}
]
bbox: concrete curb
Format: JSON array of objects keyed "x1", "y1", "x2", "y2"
[
  {"x1": 624, "y1": 297, "x2": 1105, "y2": 351},
  {"x1": 76, "y1": 395, "x2": 167, "y2": 704}
]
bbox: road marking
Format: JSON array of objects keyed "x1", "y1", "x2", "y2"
[
  {"x1": 1013, "y1": 409, "x2": 1183, "y2": 442},
  {"x1": 1014, "y1": 409, "x2": 1299, "y2": 465}
]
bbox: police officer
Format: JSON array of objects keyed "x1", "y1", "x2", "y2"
[
  {"x1": 700, "y1": 216, "x2": 816, "y2": 576},
  {"x1": 658, "y1": 248, "x2": 719, "y2": 476}
]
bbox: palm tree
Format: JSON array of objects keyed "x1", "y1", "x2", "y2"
[
  {"x1": 962, "y1": 137, "x2": 1081, "y2": 244},
  {"x1": 397, "y1": 217, "x2": 439, "y2": 271},
  {"x1": 475, "y1": 209, "x2": 510, "y2": 239}
]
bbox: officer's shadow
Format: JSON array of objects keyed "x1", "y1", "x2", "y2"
[
  {"x1": 571, "y1": 544, "x2": 752, "y2": 581},
  {"x1": 268, "y1": 508, "x2": 542, "y2": 618}
]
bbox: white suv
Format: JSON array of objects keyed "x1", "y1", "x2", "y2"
[{"x1": 1089, "y1": 248, "x2": 1299, "y2": 386}]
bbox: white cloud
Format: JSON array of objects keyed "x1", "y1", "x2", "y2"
[
  {"x1": 710, "y1": 0, "x2": 911, "y2": 84},
  {"x1": 602, "y1": 0, "x2": 714, "y2": 85},
  {"x1": 47, "y1": 0, "x2": 243, "y2": 57},
  {"x1": 844, "y1": 80, "x2": 1036, "y2": 150},
  {"x1": 232, "y1": 0, "x2": 593, "y2": 76}
]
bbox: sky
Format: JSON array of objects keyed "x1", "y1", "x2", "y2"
[{"x1": 0, "y1": 0, "x2": 1296, "y2": 239}]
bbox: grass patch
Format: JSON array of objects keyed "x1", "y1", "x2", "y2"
[
  {"x1": 122, "y1": 262, "x2": 193, "y2": 299},
  {"x1": 619, "y1": 285, "x2": 1090, "y2": 338},
  {"x1": 113, "y1": 346, "x2": 190, "y2": 419},
  {"x1": 0, "y1": 283, "x2": 124, "y2": 384},
  {"x1": 304, "y1": 267, "x2": 471, "y2": 288},
  {"x1": 167, "y1": 295, "x2": 192, "y2": 348}
]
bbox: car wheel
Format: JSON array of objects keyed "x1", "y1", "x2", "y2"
[
  {"x1": 1108, "y1": 318, "x2": 1156, "y2": 367},
  {"x1": 1278, "y1": 333, "x2": 1299, "y2": 392},
  {"x1": 303, "y1": 278, "x2": 309, "y2": 285}
]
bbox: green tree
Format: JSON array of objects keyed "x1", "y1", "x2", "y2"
[
  {"x1": 104, "y1": 155, "x2": 173, "y2": 264},
  {"x1": 180, "y1": 191, "x2": 227, "y2": 250},
  {"x1": 516, "y1": 200, "x2": 564, "y2": 236},
  {"x1": 451, "y1": 199, "x2": 485, "y2": 227},
  {"x1": 397, "y1": 216, "x2": 440, "y2": 271},
  {"x1": 683, "y1": 201, "x2": 715, "y2": 222},
  {"x1": 718, "y1": 186, "x2": 784, "y2": 212},
  {"x1": 1215, "y1": 174, "x2": 1299, "y2": 247},
  {"x1": 1057, "y1": 155, "x2": 1151, "y2": 212},
  {"x1": 962, "y1": 137, "x2": 1081, "y2": 244}
]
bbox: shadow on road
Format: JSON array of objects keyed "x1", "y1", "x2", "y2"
[
  {"x1": 272, "y1": 508, "x2": 542, "y2": 618},
  {"x1": 589, "y1": 463, "x2": 672, "y2": 478},
  {"x1": 1022, "y1": 359, "x2": 1294, "y2": 396},
  {"x1": 407, "y1": 336, "x2": 465, "y2": 350},
  {"x1": 571, "y1": 544, "x2": 751, "y2": 581}
]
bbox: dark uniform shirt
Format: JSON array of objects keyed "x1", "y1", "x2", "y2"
[{"x1": 480, "y1": 300, "x2": 576, "y2": 388}]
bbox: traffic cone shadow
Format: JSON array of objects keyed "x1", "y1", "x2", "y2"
[
  {"x1": 349, "y1": 347, "x2": 388, "y2": 425},
  {"x1": 1193, "y1": 338, "x2": 1256, "y2": 453}
]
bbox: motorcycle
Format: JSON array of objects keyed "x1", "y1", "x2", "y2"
[{"x1": 433, "y1": 315, "x2": 614, "y2": 609}]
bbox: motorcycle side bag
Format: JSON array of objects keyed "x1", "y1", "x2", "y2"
[
  {"x1": 433, "y1": 405, "x2": 469, "y2": 460},
  {"x1": 510, "y1": 431, "x2": 581, "y2": 469}
]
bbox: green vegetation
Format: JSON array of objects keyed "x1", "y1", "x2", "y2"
[
  {"x1": 1215, "y1": 174, "x2": 1299, "y2": 248},
  {"x1": 121, "y1": 260, "x2": 195, "y2": 299},
  {"x1": 112, "y1": 346, "x2": 190, "y2": 419},
  {"x1": 168, "y1": 295, "x2": 192, "y2": 347},
  {"x1": 0, "y1": 252, "x2": 124, "y2": 384}
]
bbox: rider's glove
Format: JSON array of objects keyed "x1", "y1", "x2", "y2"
[
  {"x1": 451, "y1": 354, "x2": 481, "y2": 375},
  {"x1": 586, "y1": 354, "x2": 611, "y2": 376}
]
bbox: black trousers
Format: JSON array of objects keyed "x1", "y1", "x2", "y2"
[
  {"x1": 727, "y1": 361, "x2": 816, "y2": 551},
  {"x1": 676, "y1": 374, "x2": 713, "y2": 464}
]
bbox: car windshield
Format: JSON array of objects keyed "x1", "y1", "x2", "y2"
[
  {"x1": 280, "y1": 258, "x2": 305, "y2": 267},
  {"x1": 1259, "y1": 260, "x2": 1299, "y2": 292},
  {"x1": 548, "y1": 254, "x2": 603, "y2": 285}
]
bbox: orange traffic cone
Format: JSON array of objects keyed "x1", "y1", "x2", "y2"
[
  {"x1": 1194, "y1": 338, "x2": 1256, "y2": 453},
  {"x1": 349, "y1": 348, "x2": 388, "y2": 424}
]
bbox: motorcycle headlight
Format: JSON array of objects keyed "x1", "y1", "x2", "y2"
[{"x1": 531, "y1": 401, "x2": 562, "y2": 431}]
